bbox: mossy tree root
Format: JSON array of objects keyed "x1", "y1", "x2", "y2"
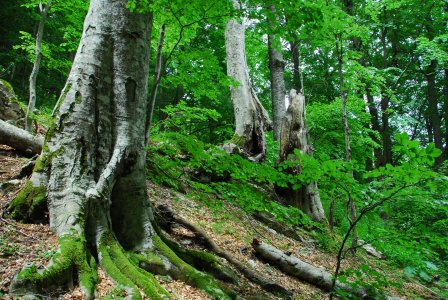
[
  {"x1": 10, "y1": 233, "x2": 98, "y2": 299},
  {"x1": 152, "y1": 234, "x2": 232, "y2": 300},
  {"x1": 98, "y1": 231, "x2": 231, "y2": 300},
  {"x1": 158, "y1": 230, "x2": 238, "y2": 284},
  {"x1": 155, "y1": 204, "x2": 292, "y2": 298},
  {"x1": 98, "y1": 232, "x2": 170, "y2": 300}
]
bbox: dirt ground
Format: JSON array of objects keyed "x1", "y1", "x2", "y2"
[{"x1": 0, "y1": 144, "x2": 436, "y2": 299}]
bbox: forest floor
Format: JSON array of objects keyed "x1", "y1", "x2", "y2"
[{"x1": 0, "y1": 144, "x2": 438, "y2": 300}]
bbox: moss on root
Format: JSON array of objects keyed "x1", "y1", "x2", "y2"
[
  {"x1": 152, "y1": 235, "x2": 231, "y2": 300},
  {"x1": 11, "y1": 233, "x2": 98, "y2": 298},
  {"x1": 229, "y1": 134, "x2": 244, "y2": 147},
  {"x1": 8, "y1": 181, "x2": 47, "y2": 223},
  {"x1": 98, "y1": 232, "x2": 170, "y2": 300},
  {"x1": 161, "y1": 234, "x2": 238, "y2": 284}
]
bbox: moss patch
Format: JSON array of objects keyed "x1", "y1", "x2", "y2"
[
  {"x1": 98, "y1": 232, "x2": 169, "y2": 300},
  {"x1": 229, "y1": 134, "x2": 244, "y2": 147},
  {"x1": 9, "y1": 181, "x2": 47, "y2": 223},
  {"x1": 153, "y1": 234, "x2": 231, "y2": 300},
  {"x1": 11, "y1": 233, "x2": 98, "y2": 297},
  {"x1": 33, "y1": 146, "x2": 64, "y2": 173}
]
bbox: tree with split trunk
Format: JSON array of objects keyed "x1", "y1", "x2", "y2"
[
  {"x1": 223, "y1": 0, "x2": 272, "y2": 162},
  {"x1": 277, "y1": 89, "x2": 325, "y2": 222},
  {"x1": 8, "y1": 1, "x2": 231, "y2": 299}
]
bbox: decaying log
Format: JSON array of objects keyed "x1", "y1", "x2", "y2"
[
  {"x1": 0, "y1": 120, "x2": 43, "y2": 155},
  {"x1": 277, "y1": 89, "x2": 325, "y2": 222},
  {"x1": 252, "y1": 239, "x2": 369, "y2": 298},
  {"x1": 156, "y1": 204, "x2": 292, "y2": 298}
]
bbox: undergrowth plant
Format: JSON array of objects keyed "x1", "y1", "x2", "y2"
[{"x1": 147, "y1": 106, "x2": 448, "y2": 298}]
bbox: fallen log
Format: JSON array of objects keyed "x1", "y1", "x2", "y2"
[
  {"x1": 155, "y1": 204, "x2": 292, "y2": 298},
  {"x1": 0, "y1": 119, "x2": 43, "y2": 155},
  {"x1": 252, "y1": 239, "x2": 369, "y2": 298}
]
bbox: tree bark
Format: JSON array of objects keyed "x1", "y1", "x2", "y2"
[
  {"x1": 425, "y1": 60, "x2": 443, "y2": 164},
  {"x1": 252, "y1": 239, "x2": 368, "y2": 298},
  {"x1": 0, "y1": 119, "x2": 43, "y2": 155},
  {"x1": 25, "y1": 0, "x2": 52, "y2": 132},
  {"x1": 146, "y1": 24, "x2": 166, "y2": 143},
  {"x1": 224, "y1": 0, "x2": 272, "y2": 161},
  {"x1": 277, "y1": 90, "x2": 325, "y2": 222},
  {"x1": 444, "y1": 69, "x2": 448, "y2": 160},
  {"x1": 9, "y1": 1, "x2": 229, "y2": 299},
  {"x1": 267, "y1": 5, "x2": 286, "y2": 141},
  {"x1": 365, "y1": 87, "x2": 382, "y2": 168}
]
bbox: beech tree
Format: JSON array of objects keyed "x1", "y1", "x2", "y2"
[
  {"x1": 223, "y1": 0, "x2": 272, "y2": 161},
  {"x1": 9, "y1": 1, "x2": 229, "y2": 298},
  {"x1": 277, "y1": 90, "x2": 325, "y2": 222}
]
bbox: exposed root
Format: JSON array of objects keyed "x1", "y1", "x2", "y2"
[
  {"x1": 151, "y1": 234, "x2": 232, "y2": 300},
  {"x1": 98, "y1": 231, "x2": 170, "y2": 300},
  {"x1": 10, "y1": 233, "x2": 98, "y2": 299},
  {"x1": 156, "y1": 204, "x2": 292, "y2": 298},
  {"x1": 159, "y1": 231, "x2": 238, "y2": 284},
  {"x1": 98, "y1": 231, "x2": 232, "y2": 300}
]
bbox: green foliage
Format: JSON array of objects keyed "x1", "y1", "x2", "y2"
[{"x1": 147, "y1": 131, "x2": 318, "y2": 230}]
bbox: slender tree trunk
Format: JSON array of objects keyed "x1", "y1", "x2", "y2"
[
  {"x1": 267, "y1": 5, "x2": 286, "y2": 141},
  {"x1": 336, "y1": 37, "x2": 357, "y2": 250},
  {"x1": 444, "y1": 69, "x2": 448, "y2": 160},
  {"x1": 426, "y1": 60, "x2": 443, "y2": 164},
  {"x1": 10, "y1": 1, "x2": 229, "y2": 298},
  {"x1": 289, "y1": 38, "x2": 302, "y2": 92},
  {"x1": 380, "y1": 95, "x2": 392, "y2": 165},
  {"x1": 366, "y1": 87, "x2": 382, "y2": 168},
  {"x1": 379, "y1": 25, "x2": 393, "y2": 166},
  {"x1": 25, "y1": 0, "x2": 52, "y2": 132},
  {"x1": 147, "y1": 24, "x2": 166, "y2": 142},
  {"x1": 277, "y1": 90, "x2": 325, "y2": 222},
  {"x1": 224, "y1": 0, "x2": 272, "y2": 161}
]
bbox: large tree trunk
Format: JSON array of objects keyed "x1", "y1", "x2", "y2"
[
  {"x1": 277, "y1": 90, "x2": 325, "y2": 222},
  {"x1": 9, "y1": 1, "x2": 229, "y2": 299},
  {"x1": 267, "y1": 5, "x2": 286, "y2": 141},
  {"x1": 224, "y1": 1, "x2": 272, "y2": 161},
  {"x1": 25, "y1": 0, "x2": 52, "y2": 132}
]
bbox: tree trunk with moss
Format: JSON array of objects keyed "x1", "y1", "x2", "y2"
[
  {"x1": 9, "y1": 1, "x2": 230, "y2": 299},
  {"x1": 223, "y1": 0, "x2": 272, "y2": 161},
  {"x1": 277, "y1": 90, "x2": 325, "y2": 222}
]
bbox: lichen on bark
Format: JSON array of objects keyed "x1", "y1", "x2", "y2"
[{"x1": 9, "y1": 1, "x2": 234, "y2": 299}]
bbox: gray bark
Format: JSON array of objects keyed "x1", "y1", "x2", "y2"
[
  {"x1": 26, "y1": 0, "x2": 52, "y2": 132},
  {"x1": 252, "y1": 239, "x2": 368, "y2": 298},
  {"x1": 0, "y1": 119, "x2": 43, "y2": 155},
  {"x1": 278, "y1": 90, "x2": 325, "y2": 222},
  {"x1": 267, "y1": 5, "x2": 286, "y2": 141},
  {"x1": 224, "y1": 1, "x2": 272, "y2": 161},
  {"x1": 48, "y1": 0, "x2": 153, "y2": 248}
]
